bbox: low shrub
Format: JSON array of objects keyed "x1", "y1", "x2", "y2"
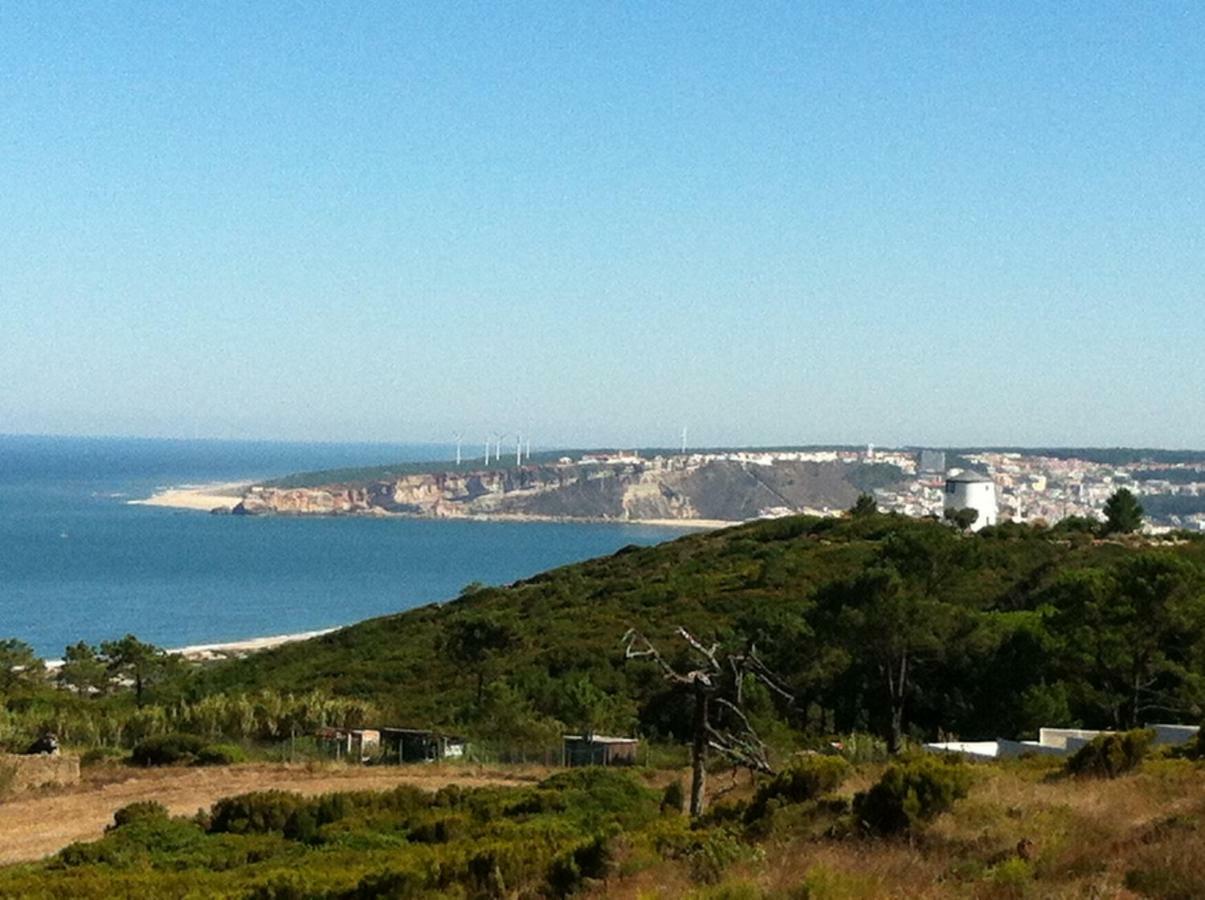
[
  {"x1": 686, "y1": 828, "x2": 747, "y2": 885},
  {"x1": 209, "y1": 791, "x2": 306, "y2": 835},
  {"x1": 1065, "y1": 729, "x2": 1154, "y2": 779},
  {"x1": 109, "y1": 801, "x2": 169, "y2": 830},
  {"x1": 660, "y1": 779, "x2": 685, "y2": 814},
  {"x1": 852, "y1": 755, "x2": 971, "y2": 835},
  {"x1": 195, "y1": 743, "x2": 247, "y2": 766},
  {"x1": 547, "y1": 833, "x2": 615, "y2": 895},
  {"x1": 130, "y1": 734, "x2": 207, "y2": 766},
  {"x1": 80, "y1": 747, "x2": 126, "y2": 767},
  {"x1": 746, "y1": 754, "x2": 850, "y2": 822},
  {"x1": 1124, "y1": 866, "x2": 1205, "y2": 899},
  {"x1": 1180, "y1": 726, "x2": 1205, "y2": 760}
]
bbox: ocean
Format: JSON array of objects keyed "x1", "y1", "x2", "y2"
[{"x1": 0, "y1": 435, "x2": 689, "y2": 658}]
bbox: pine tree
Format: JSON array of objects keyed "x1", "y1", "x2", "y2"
[{"x1": 1103, "y1": 488, "x2": 1144, "y2": 534}]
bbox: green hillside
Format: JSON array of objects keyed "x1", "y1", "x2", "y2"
[{"x1": 197, "y1": 514, "x2": 1205, "y2": 749}]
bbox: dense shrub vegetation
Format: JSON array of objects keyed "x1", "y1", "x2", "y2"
[
  {"x1": 2, "y1": 513, "x2": 1204, "y2": 767},
  {"x1": 745, "y1": 754, "x2": 850, "y2": 822},
  {"x1": 853, "y1": 755, "x2": 973, "y2": 835},
  {"x1": 7, "y1": 768, "x2": 662, "y2": 898},
  {"x1": 192, "y1": 514, "x2": 1205, "y2": 752},
  {"x1": 1065, "y1": 728, "x2": 1155, "y2": 778},
  {"x1": 0, "y1": 512, "x2": 1204, "y2": 895}
]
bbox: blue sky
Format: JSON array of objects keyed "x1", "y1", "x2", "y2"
[{"x1": 2, "y1": 3, "x2": 1202, "y2": 448}]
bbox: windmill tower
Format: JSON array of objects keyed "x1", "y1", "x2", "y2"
[{"x1": 453, "y1": 433, "x2": 463, "y2": 466}]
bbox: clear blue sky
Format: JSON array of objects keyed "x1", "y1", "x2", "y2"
[{"x1": 2, "y1": 3, "x2": 1202, "y2": 448}]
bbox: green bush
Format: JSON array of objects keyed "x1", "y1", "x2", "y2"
[
  {"x1": 548, "y1": 833, "x2": 614, "y2": 894},
  {"x1": 747, "y1": 754, "x2": 850, "y2": 823},
  {"x1": 209, "y1": 790, "x2": 306, "y2": 835},
  {"x1": 80, "y1": 747, "x2": 126, "y2": 767},
  {"x1": 195, "y1": 743, "x2": 247, "y2": 766},
  {"x1": 1178, "y1": 726, "x2": 1205, "y2": 760},
  {"x1": 660, "y1": 779, "x2": 685, "y2": 814},
  {"x1": 686, "y1": 828, "x2": 747, "y2": 885},
  {"x1": 130, "y1": 733, "x2": 207, "y2": 766},
  {"x1": 1065, "y1": 729, "x2": 1154, "y2": 778},
  {"x1": 852, "y1": 755, "x2": 971, "y2": 835},
  {"x1": 109, "y1": 801, "x2": 169, "y2": 830}
]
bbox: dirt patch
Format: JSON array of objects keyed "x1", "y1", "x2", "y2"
[{"x1": 0, "y1": 762, "x2": 535, "y2": 865}]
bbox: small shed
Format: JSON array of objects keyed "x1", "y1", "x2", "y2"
[
  {"x1": 562, "y1": 734, "x2": 639, "y2": 767},
  {"x1": 316, "y1": 728, "x2": 380, "y2": 763},
  {"x1": 380, "y1": 728, "x2": 467, "y2": 763}
]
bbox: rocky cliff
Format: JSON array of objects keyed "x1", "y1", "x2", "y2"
[{"x1": 233, "y1": 457, "x2": 903, "y2": 524}]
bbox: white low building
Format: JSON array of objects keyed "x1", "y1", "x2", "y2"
[
  {"x1": 943, "y1": 471, "x2": 998, "y2": 531},
  {"x1": 926, "y1": 723, "x2": 1200, "y2": 760}
]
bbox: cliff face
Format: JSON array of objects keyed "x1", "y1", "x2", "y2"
[{"x1": 234, "y1": 458, "x2": 897, "y2": 523}]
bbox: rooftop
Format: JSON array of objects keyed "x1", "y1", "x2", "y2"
[{"x1": 946, "y1": 471, "x2": 994, "y2": 484}]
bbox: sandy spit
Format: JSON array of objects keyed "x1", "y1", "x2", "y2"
[{"x1": 128, "y1": 481, "x2": 251, "y2": 512}]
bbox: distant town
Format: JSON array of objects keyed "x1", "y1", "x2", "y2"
[
  {"x1": 206, "y1": 444, "x2": 1205, "y2": 533},
  {"x1": 652, "y1": 445, "x2": 1205, "y2": 532}
]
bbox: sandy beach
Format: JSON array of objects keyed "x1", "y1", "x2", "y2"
[
  {"x1": 129, "y1": 481, "x2": 250, "y2": 512},
  {"x1": 43, "y1": 627, "x2": 339, "y2": 669},
  {"x1": 170, "y1": 628, "x2": 338, "y2": 662}
]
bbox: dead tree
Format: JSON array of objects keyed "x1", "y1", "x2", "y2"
[{"x1": 622, "y1": 626, "x2": 792, "y2": 817}]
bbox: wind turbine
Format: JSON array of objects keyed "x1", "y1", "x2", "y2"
[
  {"x1": 681, "y1": 425, "x2": 688, "y2": 455},
  {"x1": 453, "y1": 432, "x2": 463, "y2": 466},
  {"x1": 515, "y1": 432, "x2": 523, "y2": 466},
  {"x1": 484, "y1": 436, "x2": 491, "y2": 466}
]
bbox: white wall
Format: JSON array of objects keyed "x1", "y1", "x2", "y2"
[{"x1": 944, "y1": 480, "x2": 998, "y2": 531}]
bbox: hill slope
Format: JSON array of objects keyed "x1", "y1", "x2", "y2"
[{"x1": 198, "y1": 515, "x2": 1205, "y2": 747}]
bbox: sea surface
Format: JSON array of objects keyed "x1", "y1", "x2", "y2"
[{"x1": 0, "y1": 435, "x2": 689, "y2": 658}]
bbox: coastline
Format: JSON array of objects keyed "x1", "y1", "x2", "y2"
[
  {"x1": 44, "y1": 627, "x2": 339, "y2": 669},
  {"x1": 131, "y1": 482, "x2": 741, "y2": 530},
  {"x1": 129, "y1": 481, "x2": 251, "y2": 512},
  {"x1": 170, "y1": 627, "x2": 339, "y2": 662}
]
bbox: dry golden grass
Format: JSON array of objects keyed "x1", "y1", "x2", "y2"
[{"x1": 596, "y1": 756, "x2": 1205, "y2": 899}]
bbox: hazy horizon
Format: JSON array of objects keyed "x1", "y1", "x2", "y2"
[
  {"x1": 4, "y1": 431, "x2": 1204, "y2": 455},
  {"x1": 3, "y1": 5, "x2": 1202, "y2": 448}
]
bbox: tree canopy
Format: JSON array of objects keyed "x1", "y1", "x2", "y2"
[{"x1": 1104, "y1": 488, "x2": 1145, "y2": 534}]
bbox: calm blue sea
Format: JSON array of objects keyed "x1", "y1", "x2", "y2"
[{"x1": 0, "y1": 435, "x2": 687, "y2": 658}]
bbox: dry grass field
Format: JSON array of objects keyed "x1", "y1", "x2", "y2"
[
  {"x1": 597, "y1": 756, "x2": 1205, "y2": 899},
  {"x1": 0, "y1": 761, "x2": 541, "y2": 866}
]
